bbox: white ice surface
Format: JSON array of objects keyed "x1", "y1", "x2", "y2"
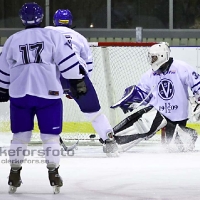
[{"x1": 1, "y1": 133, "x2": 200, "y2": 200}]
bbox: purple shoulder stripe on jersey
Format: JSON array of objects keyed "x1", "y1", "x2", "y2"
[
  {"x1": 60, "y1": 61, "x2": 79, "y2": 73},
  {"x1": 86, "y1": 62, "x2": 93, "y2": 65},
  {"x1": 0, "y1": 70, "x2": 10, "y2": 76},
  {"x1": 191, "y1": 81, "x2": 200, "y2": 89},
  {"x1": 0, "y1": 79, "x2": 10, "y2": 84},
  {"x1": 88, "y1": 69, "x2": 92, "y2": 72},
  {"x1": 58, "y1": 52, "x2": 76, "y2": 66}
]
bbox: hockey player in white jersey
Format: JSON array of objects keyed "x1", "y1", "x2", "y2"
[
  {"x1": 0, "y1": 3, "x2": 86, "y2": 194},
  {"x1": 45, "y1": 9, "x2": 118, "y2": 157},
  {"x1": 111, "y1": 42, "x2": 198, "y2": 152}
]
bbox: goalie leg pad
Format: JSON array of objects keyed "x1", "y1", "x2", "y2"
[
  {"x1": 177, "y1": 126, "x2": 198, "y2": 151},
  {"x1": 118, "y1": 138, "x2": 144, "y2": 152},
  {"x1": 117, "y1": 132, "x2": 157, "y2": 152},
  {"x1": 113, "y1": 106, "x2": 153, "y2": 134},
  {"x1": 114, "y1": 107, "x2": 167, "y2": 145},
  {"x1": 168, "y1": 125, "x2": 198, "y2": 152}
]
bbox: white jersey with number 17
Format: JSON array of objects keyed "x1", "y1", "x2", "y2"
[{"x1": 0, "y1": 27, "x2": 83, "y2": 99}]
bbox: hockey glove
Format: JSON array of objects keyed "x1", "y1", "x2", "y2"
[
  {"x1": 111, "y1": 85, "x2": 143, "y2": 113},
  {"x1": 0, "y1": 87, "x2": 9, "y2": 102},
  {"x1": 68, "y1": 78, "x2": 87, "y2": 99}
]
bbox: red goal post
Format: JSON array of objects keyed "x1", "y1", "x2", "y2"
[{"x1": 89, "y1": 42, "x2": 157, "y2": 47}]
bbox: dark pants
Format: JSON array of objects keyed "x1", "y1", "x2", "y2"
[
  {"x1": 165, "y1": 118, "x2": 187, "y2": 143},
  {"x1": 10, "y1": 95, "x2": 63, "y2": 134}
]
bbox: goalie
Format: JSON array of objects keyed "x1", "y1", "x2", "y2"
[{"x1": 110, "y1": 42, "x2": 199, "y2": 152}]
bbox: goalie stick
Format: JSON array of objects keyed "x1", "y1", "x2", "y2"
[{"x1": 59, "y1": 137, "x2": 79, "y2": 156}]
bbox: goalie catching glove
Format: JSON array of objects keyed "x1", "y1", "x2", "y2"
[
  {"x1": 110, "y1": 85, "x2": 152, "y2": 113},
  {"x1": 0, "y1": 87, "x2": 9, "y2": 102}
]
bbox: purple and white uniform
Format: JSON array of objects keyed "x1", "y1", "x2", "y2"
[
  {"x1": 44, "y1": 26, "x2": 113, "y2": 141},
  {"x1": 45, "y1": 26, "x2": 101, "y2": 113},
  {"x1": 137, "y1": 60, "x2": 200, "y2": 121},
  {"x1": 0, "y1": 27, "x2": 82, "y2": 134},
  {"x1": 45, "y1": 26, "x2": 93, "y2": 76}
]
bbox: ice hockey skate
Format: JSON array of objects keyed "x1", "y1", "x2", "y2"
[
  {"x1": 8, "y1": 167, "x2": 22, "y2": 194},
  {"x1": 47, "y1": 164, "x2": 63, "y2": 194},
  {"x1": 103, "y1": 132, "x2": 119, "y2": 157}
]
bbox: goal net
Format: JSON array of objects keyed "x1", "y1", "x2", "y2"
[{"x1": 0, "y1": 42, "x2": 160, "y2": 144}]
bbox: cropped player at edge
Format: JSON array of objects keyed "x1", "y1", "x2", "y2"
[
  {"x1": 45, "y1": 9, "x2": 119, "y2": 157},
  {"x1": 111, "y1": 42, "x2": 198, "y2": 152},
  {"x1": 0, "y1": 2, "x2": 85, "y2": 194}
]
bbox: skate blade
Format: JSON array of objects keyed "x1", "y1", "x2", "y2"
[
  {"x1": 8, "y1": 186, "x2": 17, "y2": 194},
  {"x1": 53, "y1": 186, "x2": 61, "y2": 194},
  {"x1": 106, "y1": 151, "x2": 119, "y2": 157}
]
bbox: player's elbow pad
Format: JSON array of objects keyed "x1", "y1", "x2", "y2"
[{"x1": 68, "y1": 78, "x2": 87, "y2": 99}]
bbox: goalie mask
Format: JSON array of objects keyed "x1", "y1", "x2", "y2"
[{"x1": 148, "y1": 42, "x2": 170, "y2": 72}]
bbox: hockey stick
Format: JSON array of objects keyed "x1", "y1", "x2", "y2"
[{"x1": 59, "y1": 137, "x2": 79, "y2": 156}]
